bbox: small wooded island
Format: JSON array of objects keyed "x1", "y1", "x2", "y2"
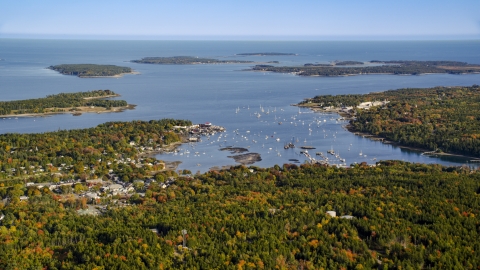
[
  {"x1": 236, "y1": 52, "x2": 297, "y2": 56},
  {"x1": 299, "y1": 84, "x2": 480, "y2": 157},
  {"x1": 253, "y1": 60, "x2": 480, "y2": 76},
  {"x1": 131, "y1": 56, "x2": 253, "y2": 64},
  {"x1": 0, "y1": 90, "x2": 133, "y2": 117},
  {"x1": 48, "y1": 64, "x2": 133, "y2": 78}
]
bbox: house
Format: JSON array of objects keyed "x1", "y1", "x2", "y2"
[
  {"x1": 86, "y1": 179, "x2": 103, "y2": 185},
  {"x1": 85, "y1": 192, "x2": 100, "y2": 200},
  {"x1": 199, "y1": 122, "x2": 212, "y2": 128},
  {"x1": 326, "y1": 211, "x2": 336, "y2": 217},
  {"x1": 108, "y1": 184, "x2": 123, "y2": 193}
]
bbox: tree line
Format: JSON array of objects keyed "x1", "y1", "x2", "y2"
[
  {"x1": 252, "y1": 60, "x2": 480, "y2": 76},
  {"x1": 49, "y1": 64, "x2": 132, "y2": 77},
  {"x1": 0, "y1": 90, "x2": 127, "y2": 116},
  {"x1": 301, "y1": 85, "x2": 480, "y2": 157},
  {"x1": 132, "y1": 56, "x2": 253, "y2": 65}
]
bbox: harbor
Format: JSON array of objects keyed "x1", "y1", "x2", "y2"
[
  {"x1": 157, "y1": 105, "x2": 442, "y2": 172},
  {"x1": 2, "y1": 40, "x2": 480, "y2": 174}
]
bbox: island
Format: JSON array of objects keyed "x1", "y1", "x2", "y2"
[
  {"x1": 48, "y1": 64, "x2": 134, "y2": 78},
  {"x1": 298, "y1": 84, "x2": 480, "y2": 158},
  {"x1": 220, "y1": 147, "x2": 262, "y2": 164},
  {"x1": 251, "y1": 60, "x2": 480, "y2": 76},
  {"x1": 0, "y1": 90, "x2": 133, "y2": 117},
  {"x1": 236, "y1": 52, "x2": 297, "y2": 56},
  {"x1": 131, "y1": 56, "x2": 253, "y2": 64}
]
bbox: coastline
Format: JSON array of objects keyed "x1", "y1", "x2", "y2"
[
  {"x1": 299, "y1": 103, "x2": 480, "y2": 162},
  {"x1": 251, "y1": 69, "x2": 480, "y2": 77},
  {"x1": 1, "y1": 104, "x2": 136, "y2": 118},
  {"x1": 77, "y1": 70, "x2": 140, "y2": 78},
  {"x1": 82, "y1": 94, "x2": 120, "y2": 100}
]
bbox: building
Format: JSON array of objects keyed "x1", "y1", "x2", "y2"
[{"x1": 326, "y1": 211, "x2": 336, "y2": 217}]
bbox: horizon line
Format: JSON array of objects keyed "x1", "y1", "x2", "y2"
[{"x1": 1, "y1": 33, "x2": 479, "y2": 41}]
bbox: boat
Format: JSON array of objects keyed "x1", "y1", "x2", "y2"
[{"x1": 284, "y1": 142, "x2": 295, "y2": 149}]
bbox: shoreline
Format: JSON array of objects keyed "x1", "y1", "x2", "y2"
[
  {"x1": 345, "y1": 125, "x2": 480, "y2": 160},
  {"x1": 251, "y1": 69, "x2": 480, "y2": 77},
  {"x1": 77, "y1": 71, "x2": 140, "y2": 78},
  {"x1": 82, "y1": 94, "x2": 120, "y2": 100},
  {"x1": 1, "y1": 104, "x2": 136, "y2": 118},
  {"x1": 299, "y1": 104, "x2": 480, "y2": 162}
]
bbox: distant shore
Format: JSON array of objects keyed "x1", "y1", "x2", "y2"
[
  {"x1": 1, "y1": 93, "x2": 135, "y2": 118},
  {"x1": 1, "y1": 104, "x2": 136, "y2": 118},
  {"x1": 77, "y1": 71, "x2": 140, "y2": 78}
]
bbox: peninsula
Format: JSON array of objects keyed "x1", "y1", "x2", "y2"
[
  {"x1": 132, "y1": 56, "x2": 253, "y2": 64},
  {"x1": 252, "y1": 60, "x2": 480, "y2": 76},
  {"x1": 0, "y1": 90, "x2": 132, "y2": 117},
  {"x1": 48, "y1": 64, "x2": 134, "y2": 78},
  {"x1": 298, "y1": 84, "x2": 480, "y2": 158}
]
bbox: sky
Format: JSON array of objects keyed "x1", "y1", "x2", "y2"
[{"x1": 1, "y1": 0, "x2": 479, "y2": 40}]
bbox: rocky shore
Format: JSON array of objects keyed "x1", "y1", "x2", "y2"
[{"x1": 227, "y1": 153, "x2": 262, "y2": 165}]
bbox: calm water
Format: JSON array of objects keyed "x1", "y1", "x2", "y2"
[{"x1": 1, "y1": 39, "x2": 480, "y2": 172}]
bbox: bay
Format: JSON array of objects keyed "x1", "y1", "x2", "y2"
[{"x1": 1, "y1": 39, "x2": 480, "y2": 172}]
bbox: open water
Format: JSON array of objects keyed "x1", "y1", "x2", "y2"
[{"x1": 1, "y1": 39, "x2": 480, "y2": 172}]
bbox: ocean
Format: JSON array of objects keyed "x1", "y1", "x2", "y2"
[{"x1": 1, "y1": 39, "x2": 480, "y2": 172}]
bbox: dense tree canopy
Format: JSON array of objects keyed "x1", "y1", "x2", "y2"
[
  {"x1": 301, "y1": 85, "x2": 480, "y2": 157},
  {"x1": 252, "y1": 60, "x2": 480, "y2": 76},
  {"x1": 1, "y1": 162, "x2": 479, "y2": 269},
  {"x1": 49, "y1": 64, "x2": 133, "y2": 77},
  {"x1": 0, "y1": 90, "x2": 127, "y2": 116}
]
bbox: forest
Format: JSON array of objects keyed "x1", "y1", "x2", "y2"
[
  {"x1": 335, "y1": 61, "x2": 364, "y2": 66},
  {"x1": 1, "y1": 162, "x2": 479, "y2": 269},
  {"x1": 252, "y1": 60, "x2": 480, "y2": 76},
  {"x1": 48, "y1": 64, "x2": 132, "y2": 77},
  {"x1": 299, "y1": 85, "x2": 480, "y2": 157},
  {"x1": 131, "y1": 56, "x2": 253, "y2": 65},
  {"x1": 0, "y1": 118, "x2": 192, "y2": 190},
  {"x1": 0, "y1": 90, "x2": 127, "y2": 116}
]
